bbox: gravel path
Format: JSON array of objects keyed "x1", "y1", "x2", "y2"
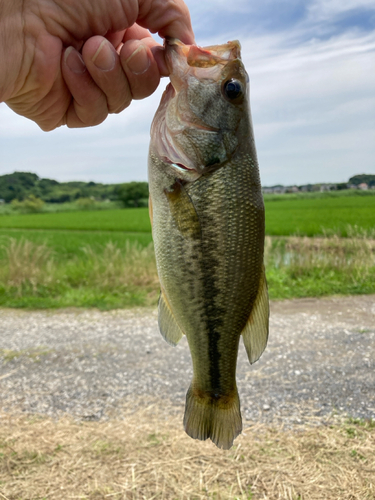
[{"x1": 1, "y1": 295, "x2": 374, "y2": 426}]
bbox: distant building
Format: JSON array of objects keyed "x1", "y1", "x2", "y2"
[
  {"x1": 285, "y1": 186, "x2": 299, "y2": 193},
  {"x1": 262, "y1": 185, "x2": 286, "y2": 194},
  {"x1": 358, "y1": 183, "x2": 368, "y2": 190},
  {"x1": 0, "y1": 199, "x2": 4, "y2": 205},
  {"x1": 319, "y1": 184, "x2": 337, "y2": 192}
]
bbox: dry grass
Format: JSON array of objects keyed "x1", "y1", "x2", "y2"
[
  {"x1": 81, "y1": 241, "x2": 158, "y2": 289},
  {"x1": 264, "y1": 233, "x2": 375, "y2": 272},
  {"x1": 1, "y1": 239, "x2": 54, "y2": 292},
  {"x1": 0, "y1": 406, "x2": 374, "y2": 500}
]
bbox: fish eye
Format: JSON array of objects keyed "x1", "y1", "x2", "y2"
[{"x1": 223, "y1": 79, "x2": 243, "y2": 101}]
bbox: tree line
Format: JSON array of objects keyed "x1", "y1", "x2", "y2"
[{"x1": 0, "y1": 172, "x2": 148, "y2": 208}]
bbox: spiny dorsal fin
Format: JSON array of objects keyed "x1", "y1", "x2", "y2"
[
  {"x1": 158, "y1": 290, "x2": 184, "y2": 346},
  {"x1": 241, "y1": 266, "x2": 269, "y2": 364}
]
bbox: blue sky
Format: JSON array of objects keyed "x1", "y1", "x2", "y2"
[{"x1": 0, "y1": 0, "x2": 374, "y2": 186}]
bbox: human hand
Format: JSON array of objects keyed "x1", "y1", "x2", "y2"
[{"x1": 0, "y1": 0, "x2": 194, "y2": 131}]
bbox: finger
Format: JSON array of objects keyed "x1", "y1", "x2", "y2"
[
  {"x1": 122, "y1": 24, "x2": 154, "y2": 42},
  {"x1": 120, "y1": 38, "x2": 161, "y2": 100},
  {"x1": 106, "y1": 31, "x2": 127, "y2": 51},
  {"x1": 82, "y1": 36, "x2": 132, "y2": 113},
  {"x1": 62, "y1": 46, "x2": 109, "y2": 127},
  {"x1": 120, "y1": 24, "x2": 169, "y2": 76},
  {"x1": 151, "y1": 46, "x2": 169, "y2": 77},
  {"x1": 138, "y1": 0, "x2": 195, "y2": 45}
]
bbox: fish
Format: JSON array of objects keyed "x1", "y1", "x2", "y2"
[{"x1": 148, "y1": 38, "x2": 269, "y2": 450}]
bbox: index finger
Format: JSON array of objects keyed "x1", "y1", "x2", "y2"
[{"x1": 138, "y1": 0, "x2": 195, "y2": 45}]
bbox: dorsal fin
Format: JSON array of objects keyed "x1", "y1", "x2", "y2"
[{"x1": 241, "y1": 266, "x2": 269, "y2": 364}]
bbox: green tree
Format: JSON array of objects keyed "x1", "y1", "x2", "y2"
[
  {"x1": 115, "y1": 182, "x2": 149, "y2": 208},
  {"x1": 0, "y1": 171, "x2": 39, "y2": 202},
  {"x1": 349, "y1": 174, "x2": 375, "y2": 187}
]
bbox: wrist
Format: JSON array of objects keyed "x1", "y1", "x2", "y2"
[{"x1": 0, "y1": 0, "x2": 24, "y2": 102}]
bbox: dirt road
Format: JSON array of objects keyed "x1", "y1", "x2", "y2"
[{"x1": 0, "y1": 295, "x2": 374, "y2": 426}]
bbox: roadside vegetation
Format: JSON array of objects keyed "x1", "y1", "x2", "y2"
[
  {"x1": 0, "y1": 408, "x2": 374, "y2": 499},
  {"x1": 0, "y1": 190, "x2": 374, "y2": 308},
  {"x1": 0, "y1": 227, "x2": 374, "y2": 308}
]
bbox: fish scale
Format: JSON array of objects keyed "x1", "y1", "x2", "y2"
[{"x1": 148, "y1": 39, "x2": 269, "y2": 449}]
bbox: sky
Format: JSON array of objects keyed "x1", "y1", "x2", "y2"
[{"x1": 0, "y1": 0, "x2": 374, "y2": 186}]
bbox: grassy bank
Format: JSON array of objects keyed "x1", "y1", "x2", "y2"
[
  {"x1": 0, "y1": 408, "x2": 373, "y2": 499},
  {"x1": 0, "y1": 233, "x2": 374, "y2": 308},
  {"x1": 1, "y1": 191, "x2": 375, "y2": 236}
]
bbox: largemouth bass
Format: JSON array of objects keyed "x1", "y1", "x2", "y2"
[{"x1": 148, "y1": 39, "x2": 269, "y2": 450}]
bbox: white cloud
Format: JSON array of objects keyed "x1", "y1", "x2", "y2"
[
  {"x1": 187, "y1": 25, "x2": 375, "y2": 185},
  {"x1": 308, "y1": 0, "x2": 375, "y2": 21}
]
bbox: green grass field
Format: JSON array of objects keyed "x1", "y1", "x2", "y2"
[
  {"x1": 1, "y1": 192, "x2": 375, "y2": 236},
  {"x1": 0, "y1": 229, "x2": 153, "y2": 259},
  {"x1": 0, "y1": 191, "x2": 374, "y2": 308},
  {"x1": 0, "y1": 207, "x2": 151, "y2": 232},
  {"x1": 264, "y1": 193, "x2": 375, "y2": 236}
]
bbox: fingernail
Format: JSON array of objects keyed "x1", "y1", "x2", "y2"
[
  {"x1": 125, "y1": 44, "x2": 150, "y2": 75},
  {"x1": 92, "y1": 39, "x2": 116, "y2": 71},
  {"x1": 65, "y1": 47, "x2": 86, "y2": 74}
]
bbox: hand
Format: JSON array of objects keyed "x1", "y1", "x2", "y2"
[{"x1": 0, "y1": 0, "x2": 194, "y2": 131}]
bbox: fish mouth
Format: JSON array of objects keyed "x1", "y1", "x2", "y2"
[
  {"x1": 165, "y1": 38, "x2": 241, "y2": 68},
  {"x1": 164, "y1": 38, "x2": 242, "y2": 87}
]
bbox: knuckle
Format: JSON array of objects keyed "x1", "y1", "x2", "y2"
[{"x1": 109, "y1": 96, "x2": 132, "y2": 114}]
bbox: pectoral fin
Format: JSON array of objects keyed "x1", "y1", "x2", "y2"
[
  {"x1": 241, "y1": 266, "x2": 269, "y2": 364},
  {"x1": 164, "y1": 180, "x2": 201, "y2": 240},
  {"x1": 158, "y1": 290, "x2": 184, "y2": 346}
]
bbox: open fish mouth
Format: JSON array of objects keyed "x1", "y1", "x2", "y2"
[
  {"x1": 164, "y1": 38, "x2": 242, "y2": 88},
  {"x1": 165, "y1": 38, "x2": 241, "y2": 67}
]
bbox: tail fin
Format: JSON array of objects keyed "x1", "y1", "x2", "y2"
[{"x1": 183, "y1": 384, "x2": 242, "y2": 450}]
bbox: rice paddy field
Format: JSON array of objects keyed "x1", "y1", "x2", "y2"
[
  {"x1": 0, "y1": 191, "x2": 375, "y2": 236},
  {"x1": 0, "y1": 191, "x2": 374, "y2": 308}
]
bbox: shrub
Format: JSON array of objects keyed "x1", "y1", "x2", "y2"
[{"x1": 11, "y1": 195, "x2": 45, "y2": 213}]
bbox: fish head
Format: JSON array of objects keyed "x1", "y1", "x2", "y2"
[{"x1": 150, "y1": 39, "x2": 250, "y2": 182}]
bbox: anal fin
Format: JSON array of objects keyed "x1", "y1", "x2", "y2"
[
  {"x1": 241, "y1": 266, "x2": 269, "y2": 364},
  {"x1": 158, "y1": 290, "x2": 184, "y2": 346}
]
